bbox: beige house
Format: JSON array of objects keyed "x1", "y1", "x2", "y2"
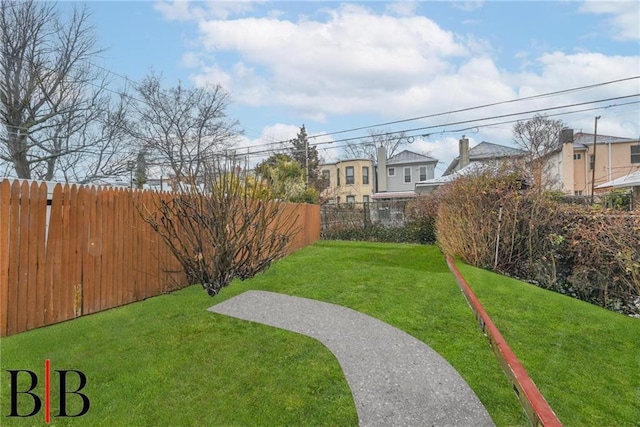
[
  {"x1": 551, "y1": 131, "x2": 640, "y2": 196},
  {"x1": 320, "y1": 159, "x2": 374, "y2": 204}
]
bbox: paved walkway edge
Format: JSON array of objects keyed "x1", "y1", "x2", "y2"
[
  {"x1": 446, "y1": 256, "x2": 563, "y2": 427},
  {"x1": 209, "y1": 290, "x2": 494, "y2": 427}
]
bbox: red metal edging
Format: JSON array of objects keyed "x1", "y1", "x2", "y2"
[{"x1": 445, "y1": 256, "x2": 562, "y2": 427}]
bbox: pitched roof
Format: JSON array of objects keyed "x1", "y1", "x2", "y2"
[
  {"x1": 416, "y1": 162, "x2": 486, "y2": 187},
  {"x1": 468, "y1": 141, "x2": 525, "y2": 159},
  {"x1": 443, "y1": 141, "x2": 524, "y2": 176},
  {"x1": 573, "y1": 132, "x2": 639, "y2": 147},
  {"x1": 386, "y1": 150, "x2": 438, "y2": 165},
  {"x1": 595, "y1": 170, "x2": 640, "y2": 189}
]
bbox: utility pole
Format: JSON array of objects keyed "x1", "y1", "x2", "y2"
[
  {"x1": 590, "y1": 116, "x2": 601, "y2": 204},
  {"x1": 305, "y1": 137, "x2": 309, "y2": 189}
]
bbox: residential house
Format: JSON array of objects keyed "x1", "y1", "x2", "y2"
[
  {"x1": 595, "y1": 170, "x2": 640, "y2": 204},
  {"x1": 320, "y1": 159, "x2": 374, "y2": 204},
  {"x1": 548, "y1": 131, "x2": 640, "y2": 196},
  {"x1": 443, "y1": 138, "x2": 526, "y2": 176},
  {"x1": 373, "y1": 146, "x2": 438, "y2": 199},
  {"x1": 415, "y1": 137, "x2": 525, "y2": 194}
]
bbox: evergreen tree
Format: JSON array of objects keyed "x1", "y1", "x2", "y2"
[{"x1": 289, "y1": 125, "x2": 321, "y2": 190}]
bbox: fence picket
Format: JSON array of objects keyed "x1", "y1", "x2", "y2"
[
  {"x1": 83, "y1": 185, "x2": 98, "y2": 315},
  {"x1": 34, "y1": 183, "x2": 48, "y2": 329},
  {"x1": 69, "y1": 185, "x2": 84, "y2": 318},
  {"x1": 17, "y1": 182, "x2": 31, "y2": 333},
  {"x1": 60, "y1": 184, "x2": 73, "y2": 323},
  {"x1": 0, "y1": 180, "x2": 10, "y2": 336},
  {"x1": 7, "y1": 181, "x2": 21, "y2": 335}
]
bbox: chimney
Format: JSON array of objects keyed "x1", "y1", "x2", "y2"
[
  {"x1": 377, "y1": 145, "x2": 387, "y2": 192},
  {"x1": 560, "y1": 128, "x2": 574, "y2": 145},
  {"x1": 560, "y1": 128, "x2": 575, "y2": 194},
  {"x1": 459, "y1": 136, "x2": 470, "y2": 170}
]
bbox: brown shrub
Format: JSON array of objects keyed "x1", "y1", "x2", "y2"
[{"x1": 435, "y1": 167, "x2": 640, "y2": 314}]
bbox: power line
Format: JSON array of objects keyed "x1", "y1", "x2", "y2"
[
  {"x1": 139, "y1": 98, "x2": 640, "y2": 167},
  {"x1": 230, "y1": 79, "x2": 640, "y2": 152},
  {"x1": 247, "y1": 94, "x2": 640, "y2": 151},
  {"x1": 303, "y1": 75, "x2": 640, "y2": 140}
]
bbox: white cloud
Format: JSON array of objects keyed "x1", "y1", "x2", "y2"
[
  {"x1": 452, "y1": 1, "x2": 485, "y2": 12},
  {"x1": 234, "y1": 123, "x2": 339, "y2": 167},
  {"x1": 155, "y1": 2, "x2": 639, "y2": 175},
  {"x1": 190, "y1": 4, "x2": 471, "y2": 118},
  {"x1": 180, "y1": 51, "x2": 202, "y2": 68},
  {"x1": 154, "y1": 1, "x2": 195, "y2": 21},
  {"x1": 579, "y1": 0, "x2": 640, "y2": 41},
  {"x1": 190, "y1": 64, "x2": 234, "y2": 91},
  {"x1": 412, "y1": 136, "x2": 461, "y2": 172},
  {"x1": 154, "y1": 0, "x2": 259, "y2": 21},
  {"x1": 385, "y1": 1, "x2": 418, "y2": 17}
]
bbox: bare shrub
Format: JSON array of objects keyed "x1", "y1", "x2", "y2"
[
  {"x1": 436, "y1": 166, "x2": 527, "y2": 267},
  {"x1": 561, "y1": 208, "x2": 640, "y2": 312},
  {"x1": 436, "y1": 166, "x2": 640, "y2": 315},
  {"x1": 139, "y1": 157, "x2": 300, "y2": 296}
]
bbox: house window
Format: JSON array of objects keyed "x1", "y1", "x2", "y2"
[
  {"x1": 362, "y1": 167, "x2": 369, "y2": 185},
  {"x1": 589, "y1": 154, "x2": 595, "y2": 170},
  {"x1": 388, "y1": 167, "x2": 395, "y2": 177},
  {"x1": 632, "y1": 145, "x2": 640, "y2": 164},
  {"x1": 346, "y1": 195, "x2": 355, "y2": 204},
  {"x1": 336, "y1": 196, "x2": 340, "y2": 204},
  {"x1": 404, "y1": 167, "x2": 411, "y2": 183},
  {"x1": 346, "y1": 166, "x2": 355, "y2": 184},
  {"x1": 337, "y1": 168, "x2": 340, "y2": 186},
  {"x1": 322, "y1": 170, "x2": 330, "y2": 186},
  {"x1": 363, "y1": 195, "x2": 370, "y2": 204},
  {"x1": 573, "y1": 153, "x2": 582, "y2": 160},
  {"x1": 419, "y1": 166, "x2": 427, "y2": 181},
  {"x1": 575, "y1": 191, "x2": 583, "y2": 196}
]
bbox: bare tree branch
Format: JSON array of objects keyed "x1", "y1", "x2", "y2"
[
  {"x1": 342, "y1": 128, "x2": 408, "y2": 160},
  {"x1": 0, "y1": 0, "x2": 134, "y2": 181},
  {"x1": 512, "y1": 114, "x2": 565, "y2": 192},
  {"x1": 125, "y1": 74, "x2": 241, "y2": 186}
]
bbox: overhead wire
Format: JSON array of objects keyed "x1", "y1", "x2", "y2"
[
  {"x1": 237, "y1": 94, "x2": 640, "y2": 154},
  {"x1": 302, "y1": 75, "x2": 640, "y2": 141},
  {"x1": 140, "y1": 98, "x2": 640, "y2": 169}
]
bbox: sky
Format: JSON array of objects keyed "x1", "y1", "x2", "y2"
[{"x1": 76, "y1": 0, "x2": 639, "y2": 176}]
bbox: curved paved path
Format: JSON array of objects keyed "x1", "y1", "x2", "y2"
[{"x1": 208, "y1": 290, "x2": 494, "y2": 427}]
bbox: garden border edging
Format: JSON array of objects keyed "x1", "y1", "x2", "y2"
[{"x1": 446, "y1": 256, "x2": 562, "y2": 427}]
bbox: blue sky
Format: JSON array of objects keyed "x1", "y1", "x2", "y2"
[{"x1": 75, "y1": 1, "x2": 639, "y2": 175}]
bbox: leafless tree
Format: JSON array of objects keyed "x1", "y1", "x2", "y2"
[
  {"x1": 139, "y1": 156, "x2": 300, "y2": 296},
  {"x1": 342, "y1": 128, "x2": 408, "y2": 160},
  {"x1": 126, "y1": 74, "x2": 241, "y2": 185},
  {"x1": 0, "y1": 0, "x2": 134, "y2": 181},
  {"x1": 512, "y1": 114, "x2": 565, "y2": 191}
]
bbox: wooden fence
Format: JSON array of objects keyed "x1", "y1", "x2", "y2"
[{"x1": 0, "y1": 179, "x2": 320, "y2": 337}]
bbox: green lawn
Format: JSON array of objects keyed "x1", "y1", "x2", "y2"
[
  {"x1": 457, "y1": 262, "x2": 640, "y2": 426},
  {"x1": 1, "y1": 241, "x2": 638, "y2": 426}
]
